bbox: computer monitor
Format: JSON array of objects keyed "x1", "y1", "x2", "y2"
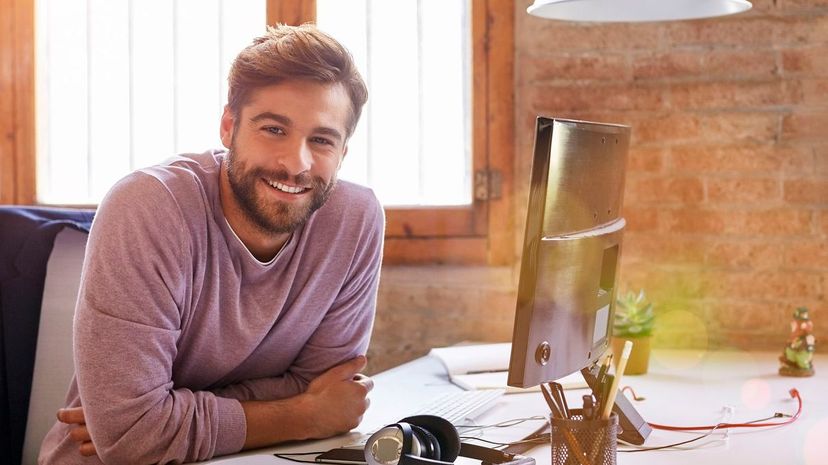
[{"x1": 506, "y1": 116, "x2": 651, "y2": 445}]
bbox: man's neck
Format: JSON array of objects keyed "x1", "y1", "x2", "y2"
[{"x1": 219, "y1": 166, "x2": 290, "y2": 262}]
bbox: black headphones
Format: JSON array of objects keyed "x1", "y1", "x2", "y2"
[{"x1": 364, "y1": 415, "x2": 461, "y2": 465}]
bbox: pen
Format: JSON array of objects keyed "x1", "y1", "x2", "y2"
[
  {"x1": 596, "y1": 353, "x2": 612, "y2": 387},
  {"x1": 540, "y1": 383, "x2": 565, "y2": 419},
  {"x1": 540, "y1": 384, "x2": 590, "y2": 465},
  {"x1": 582, "y1": 394, "x2": 594, "y2": 420},
  {"x1": 601, "y1": 340, "x2": 633, "y2": 419},
  {"x1": 550, "y1": 382, "x2": 570, "y2": 418},
  {"x1": 465, "y1": 368, "x2": 508, "y2": 375}
]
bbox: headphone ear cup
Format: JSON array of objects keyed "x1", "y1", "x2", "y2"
[
  {"x1": 408, "y1": 424, "x2": 441, "y2": 460},
  {"x1": 399, "y1": 415, "x2": 461, "y2": 463}
]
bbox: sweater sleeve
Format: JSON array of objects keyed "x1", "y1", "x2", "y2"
[{"x1": 73, "y1": 173, "x2": 246, "y2": 464}]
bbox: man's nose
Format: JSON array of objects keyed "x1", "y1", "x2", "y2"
[{"x1": 280, "y1": 139, "x2": 313, "y2": 175}]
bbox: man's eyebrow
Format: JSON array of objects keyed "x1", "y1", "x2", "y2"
[
  {"x1": 313, "y1": 126, "x2": 344, "y2": 143},
  {"x1": 249, "y1": 111, "x2": 343, "y2": 143},
  {"x1": 250, "y1": 112, "x2": 292, "y2": 126}
]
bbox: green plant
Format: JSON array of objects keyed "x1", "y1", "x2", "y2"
[{"x1": 614, "y1": 289, "x2": 655, "y2": 338}]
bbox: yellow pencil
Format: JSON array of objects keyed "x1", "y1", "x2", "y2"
[{"x1": 601, "y1": 340, "x2": 633, "y2": 419}]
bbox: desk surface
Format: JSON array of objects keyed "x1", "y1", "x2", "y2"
[{"x1": 209, "y1": 349, "x2": 828, "y2": 465}]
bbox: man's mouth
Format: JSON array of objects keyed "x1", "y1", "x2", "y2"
[{"x1": 264, "y1": 178, "x2": 310, "y2": 194}]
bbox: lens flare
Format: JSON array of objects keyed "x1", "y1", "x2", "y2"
[
  {"x1": 804, "y1": 417, "x2": 828, "y2": 465},
  {"x1": 740, "y1": 378, "x2": 771, "y2": 410}
]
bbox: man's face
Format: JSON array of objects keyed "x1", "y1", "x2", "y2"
[{"x1": 220, "y1": 80, "x2": 351, "y2": 235}]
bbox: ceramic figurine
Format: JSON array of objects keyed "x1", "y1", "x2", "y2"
[{"x1": 779, "y1": 307, "x2": 815, "y2": 377}]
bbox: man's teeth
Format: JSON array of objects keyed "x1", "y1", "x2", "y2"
[{"x1": 266, "y1": 179, "x2": 306, "y2": 194}]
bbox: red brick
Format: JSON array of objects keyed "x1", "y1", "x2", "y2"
[
  {"x1": 520, "y1": 18, "x2": 663, "y2": 52},
  {"x1": 519, "y1": 53, "x2": 630, "y2": 83},
  {"x1": 663, "y1": 208, "x2": 727, "y2": 234},
  {"x1": 632, "y1": 51, "x2": 704, "y2": 80},
  {"x1": 782, "y1": 46, "x2": 828, "y2": 75},
  {"x1": 622, "y1": 233, "x2": 706, "y2": 265},
  {"x1": 672, "y1": 144, "x2": 784, "y2": 173},
  {"x1": 633, "y1": 113, "x2": 702, "y2": 143},
  {"x1": 779, "y1": 15, "x2": 828, "y2": 45},
  {"x1": 819, "y1": 210, "x2": 828, "y2": 235},
  {"x1": 780, "y1": 0, "x2": 828, "y2": 13},
  {"x1": 670, "y1": 81, "x2": 800, "y2": 110},
  {"x1": 703, "y1": 49, "x2": 779, "y2": 79},
  {"x1": 784, "y1": 178, "x2": 828, "y2": 205},
  {"x1": 700, "y1": 112, "x2": 779, "y2": 143},
  {"x1": 727, "y1": 209, "x2": 813, "y2": 235},
  {"x1": 707, "y1": 300, "x2": 791, "y2": 333},
  {"x1": 785, "y1": 240, "x2": 828, "y2": 269},
  {"x1": 705, "y1": 270, "x2": 822, "y2": 299},
  {"x1": 801, "y1": 78, "x2": 828, "y2": 105},
  {"x1": 707, "y1": 178, "x2": 782, "y2": 204},
  {"x1": 743, "y1": 0, "x2": 781, "y2": 14},
  {"x1": 666, "y1": 17, "x2": 782, "y2": 48},
  {"x1": 781, "y1": 111, "x2": 828, "y2": 140},
  {"x1": 817, "y1": 145, "x2": 828, "y2": 175},
  {"x1": 527, "y1": 83, "x2": 666, "y2": 113},
  {"x1": 622, "y1": 206, "x2": 659, "y2": 231},
  {"x1": 625, "y1": 176, "x2": 704, "y2": 204},
  {"x1": 705, "y1": 241, "x2": 786, "y2": 269},
  {"x1": 627, "y1": 146, "x2": 664, "y2": 173}
]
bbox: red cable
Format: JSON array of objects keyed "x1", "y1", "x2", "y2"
[{"x1": 648, "y1": 388, "x2": 802, "y2": 431}]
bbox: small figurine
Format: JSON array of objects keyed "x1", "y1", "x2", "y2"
[{"x1": 779, "y1": 307, "x2": 815, "y2": 377}]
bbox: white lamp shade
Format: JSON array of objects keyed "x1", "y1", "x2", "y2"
[{"x1": 527, "y1": 0, "x2": 753, "y2": 22}]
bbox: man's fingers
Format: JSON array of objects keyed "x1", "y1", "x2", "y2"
[
  {"x1": 69, "y1": 425, "x2": 91, "y2": 443},
  {"x1": 79, "y1": 441, "x2": 97, "y2": 457},
  {"x1": 57, "y1": 407, "x2": 86, "y2": 425},
  {"x1": 353, "y1": 374, "x2": 374, "y2": 393}
]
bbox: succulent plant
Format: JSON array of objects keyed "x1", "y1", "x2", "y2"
[{"x1": 613, "y1": 289, "x2": 655, "y2": 338}]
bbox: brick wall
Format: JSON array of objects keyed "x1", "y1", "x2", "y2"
[
  {"x1": 516, "y1": 0, "x2": 827, "y2": 353},
  {"x1": 367, "y1": 0, "x2": 827, "y2": 374}
]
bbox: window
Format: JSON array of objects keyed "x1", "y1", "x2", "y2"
[{"x1": 1, "y1": 0, "x2": 513, "y2": 265}]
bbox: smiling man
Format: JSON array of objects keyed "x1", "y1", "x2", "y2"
[{"x1": 38, "y1": 24, "x2": 384, "y2": 464}]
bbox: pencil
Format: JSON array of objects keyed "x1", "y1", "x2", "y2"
[{"x1": 601, "y1": 340, "x2": 633, "y2": 420}]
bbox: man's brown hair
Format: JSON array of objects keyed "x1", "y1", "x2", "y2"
[{"x1": 228, "y1": 23, "x2": 368, "y2": 138}]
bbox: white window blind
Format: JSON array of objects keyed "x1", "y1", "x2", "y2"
[
  {"x1": 36, "y1": 0, "x2": 471, "y2": 207},
  {"x1": 36, "y1": 0, "x2": 265, "y2": 204},
  {"x1": 317, "y1": 0, "x2": 472, "y2": 206}
]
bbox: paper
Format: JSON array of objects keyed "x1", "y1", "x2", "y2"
[{"x1": 429, "y1": 343, "x2": 588, "y2": 392}]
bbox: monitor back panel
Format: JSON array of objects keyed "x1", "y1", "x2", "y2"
[{"x1": 508, "y1": 117, "x2": 630, "y2": 388}]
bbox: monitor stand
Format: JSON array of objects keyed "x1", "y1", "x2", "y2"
[
  {"x1": 501, "y1": 364, "x2": 651, "y2": 457},
  {"x1": 580, "y1": 363, "x2": 651, "y2": 445}
]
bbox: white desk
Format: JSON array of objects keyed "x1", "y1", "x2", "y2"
[{"x1": 209, "y1": 350, "x2": 828, "y2": 465}]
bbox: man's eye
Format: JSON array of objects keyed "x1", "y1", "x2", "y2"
[
  {"x1": 263, "y1": 126, "x2": 285, "y2": 135},
  {"x1": 311, "y1": 137, "x2": 333, "y2": 146}
]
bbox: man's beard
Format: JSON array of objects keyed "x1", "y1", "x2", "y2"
[{"x1": 225, "y1": 146, "x2": 336, "y2": 235}]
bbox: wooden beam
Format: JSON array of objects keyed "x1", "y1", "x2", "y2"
[
  {"x1": 267, "y1": 0, "x2": 317, "y2": 26},
  {"x1": 14, "y1": 0, "x2": 36, "y2": 205}
]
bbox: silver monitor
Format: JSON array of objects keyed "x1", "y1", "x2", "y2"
[
  {"x1": 508, "y1": 117, "x2": 629, "y2": 387},
  {"x1": 507, "y1": 116, "x2": 651, "y2": 445}
]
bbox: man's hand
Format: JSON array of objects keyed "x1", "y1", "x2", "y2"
[
  {"x1": 304, "y1": 355, "x2": 374, "y2": 437},
  {"x1": 57, "y1": 407, "x2": 97, "y2": 457},
  {"x1": 241, "y1": 355, "x2": 374, "y2": 450}
]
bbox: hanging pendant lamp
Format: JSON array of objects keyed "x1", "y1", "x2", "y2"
[{"x1": 527, "y1": 0, "x2": 752, "y2": 22}]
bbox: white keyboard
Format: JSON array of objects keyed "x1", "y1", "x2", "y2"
[{"x1": 413, "y1": 389, "x2": 506, "y2": 425}]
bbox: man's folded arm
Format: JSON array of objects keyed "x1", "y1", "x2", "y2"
[{"x1": 74, "y1": 173, "x2": 247, "y2": 463}]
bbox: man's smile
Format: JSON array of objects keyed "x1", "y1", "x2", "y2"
[{"x1": 262, "y1": 177, "x2": 311, "y2": 195}]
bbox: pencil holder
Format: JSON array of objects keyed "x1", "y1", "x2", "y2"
[{"x1": 550, "y1": 409, "x2": 618, "y2": 465}]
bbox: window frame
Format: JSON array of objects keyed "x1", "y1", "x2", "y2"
[{"x1": 0, "y1": 0, "x2": 514, "y2": 266}]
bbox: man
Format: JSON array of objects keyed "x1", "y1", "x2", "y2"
[{"x1": 39, "y1": 23, "x2": 383, "y2": 464}]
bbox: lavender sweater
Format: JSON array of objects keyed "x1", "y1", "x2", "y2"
[{"x1": 38, "y1": 151, "x2": 384, "y2": 464}]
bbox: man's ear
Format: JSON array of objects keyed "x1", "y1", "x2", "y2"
[{"x1": 220, "y1": 106, "x2": 236, "y2": 149}]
